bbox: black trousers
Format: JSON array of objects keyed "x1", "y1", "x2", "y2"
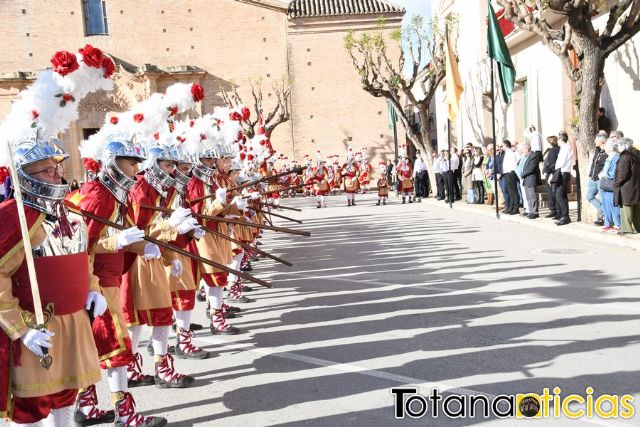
[
  {"x1": 546, "y1": 178, "x2": 558, "y2": 214},
  {"x1": 554, "y1": 172, "x2": 571, "y2": 219},
  {"x1": 415, "y1": 171, "x2": 429, "y2": 197},
  {"x1": 442, "y1": 171, "x2": 455, "y2": 203},
  {"x1": 435, "y1": 173, "x2": 445, "y2": 200},
  {"x1": 505, "y1": 171, "x2": 520, "y2": 212}
]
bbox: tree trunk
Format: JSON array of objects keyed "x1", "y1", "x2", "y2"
[{"x1": 574, "y1": 47, "x2": 606, "y2": 223}]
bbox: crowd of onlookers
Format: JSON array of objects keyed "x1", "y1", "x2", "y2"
[{"x1": 427, "y1": 125, "x2": 640, "y2": 235}]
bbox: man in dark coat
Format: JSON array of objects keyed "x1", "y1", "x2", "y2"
[
  {"x1": 614, "y1": 138, "x2": 640, "y2": 234},
  {"x1": 520, "y1": 142, "x2": 541, "y2": 218}
]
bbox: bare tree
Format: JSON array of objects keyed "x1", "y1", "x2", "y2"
[
  {"x1": 220, "y1": 77, "x2": 292, "y2": 138},
  {"x1": 501, "y1": 0, "x2": 640, "y2": 220},
  {"x1": 344, "y1": 15, "x2": 458, "y2": 186}
]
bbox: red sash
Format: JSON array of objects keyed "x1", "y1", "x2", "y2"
[
  {"x1": 1, "y1": 252, "x2": 89, "y2": 417},
  {"x1": 12, "y1": 252, "x2": 90, "y2": 315}
]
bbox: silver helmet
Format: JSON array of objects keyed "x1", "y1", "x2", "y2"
[
  {"x1": 144, "y1": 145, "x2": 176, "y2": 197},
  {"x1": 98, "y1": 133, "x2": 146, "y2": 204},
  {"x1": 218, "y1": 142, "x2": 236, "y2": 159},
  {"x1": 170, "y1": 146, "x2": 194, "y2": 193},
  {"x1": 13, "y1": 136, "x2": 69, "y2": 217}
]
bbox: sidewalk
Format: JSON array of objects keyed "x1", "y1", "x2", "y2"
[{"x1": 422, "y1": 196, "x2": 640, "y2": 252}]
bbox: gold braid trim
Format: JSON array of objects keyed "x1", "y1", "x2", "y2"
[{"x1": 0, "y1": 214, "x2": 46, "y2": 269}]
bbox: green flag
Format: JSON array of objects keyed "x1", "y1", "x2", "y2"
[
  {"x1": 387, "y1": 100, "x2": 397, "y2": 130},
  {"x1": 487, "y1": 3, "x2": 515, "y2": 103}
]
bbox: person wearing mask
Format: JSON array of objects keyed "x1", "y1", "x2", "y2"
[
  {"x1": 588, "y1": 132, "x2": 608, "y2": 225},
  {"x1": 614, "y1": 137, "x2": 640, "y2": 234},
  {"x1": 502, "y1": 140, "x2": 519, "y2": 214},
  {"x1": 471, "y1": 147, "x2": 485, "y2": 204},
  {"x1": 553, "y1": 130, "x2": 574, "y2": 226},
  {"x1": 543, "y1": 136, "x2": 561, "y2": 219},
  {"x1": 598, "y1": 138, "x2": 621, "y2": 233}
]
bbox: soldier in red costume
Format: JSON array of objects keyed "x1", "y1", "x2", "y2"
[
  {"x1": 340, "y1": 147, "x2": 361, "y2": 206},
  {"x1": 376, "y1": 162, "x2": 390, "y2": 206},
  {"x1": 397, "y1": 150, "x2": 414, "y2": 204},
  {"x1": 357, "y1": 149, "x2": 373, "y2": 193},
  {"x1": 166, "y1": 146, "x2": 209, "y2": 360},
  {"x1": 70, "y1": 134, "x2": 168, "y2": 427},
  {"x1": 0, "y1": 136, "x2": 106, "y2": 426},
  {"x1": 306, "y1": 151, "x2": 330, "y2": 208},
  {"x1": 186, "y1": 136, "x2": 242, "y2": 335},
  {"x1": 121, "y1": 144, "x2": 200, "y2": 389}
]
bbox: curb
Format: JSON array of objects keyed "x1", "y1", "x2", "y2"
[{"x1": 422, "y1": 197, "x2": 640, "y2": 252}]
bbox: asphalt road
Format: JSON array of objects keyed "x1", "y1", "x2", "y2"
[{"x1": 8, "y1": 192, "x2": 640, "y2": 426}]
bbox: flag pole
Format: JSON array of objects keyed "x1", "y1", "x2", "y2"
[
  {"x1": 491, "y1": 58, "x2": 499, "y2": 220},
  {"x1": 447, "y1": 118, "x2": 453, "y2": 209}
]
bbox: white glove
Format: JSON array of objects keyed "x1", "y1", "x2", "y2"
[
  {"x1": 85, "y1": 291, "x2": 108, "y2": 318},
  {"x1": 167, "y1": 207, "x2": 192, "y2": 228},
  {"x1": 192, "y1": 226, "x2": 205, "y2": 240},
  {"x1": 143, "y1": 243, "x2": 161, "y2": 260},
  {"x1": 250, "y1": 192, "x2": 260, "y2": 200},
  {"x1": 215, "y1": 188, "x2": 227, "y2": 204},
  {"x1": 170, "y1": 259, "x2": 183, "y2": 277},
  {"x1": 233, "y1": 196, "x2": 248, "y2": 211},
  {"x1": 177, "y1": 217, "x2": 199, "y2": 235},
  {"x1": 21, "y1": 328, "x2": 54, "y2": 357},
  {"x1": 115, "y1": 227, "x2": 145, "y2": 250}
]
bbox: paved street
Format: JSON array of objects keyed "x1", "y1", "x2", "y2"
[{"x1": 69, "y1": 194, "x2": 640, "y2": 425}]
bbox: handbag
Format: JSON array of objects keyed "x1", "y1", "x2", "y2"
[
  {"x1": 549, "y1": 169, "x2": 561, "y2": 184},
  {"x1": 599, "y1": 177, "x2": 615, "y2": 192}
]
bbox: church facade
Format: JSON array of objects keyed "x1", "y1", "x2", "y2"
[{"x1": 0, "y1": 0, "x2": 405, "y2": 180}]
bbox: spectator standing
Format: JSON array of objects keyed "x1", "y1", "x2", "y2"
[
  {"x1": 502, "y1": 140, "x2": 520, "y2": 214},
  {"x1": 450, "y1": 148, "x2": 461, "y2": 201},
  {"x1": 434, "y1": 152, "x2": 445, "y2": 200},
  {"x1": 598, "y1": 107, "x2": 612, "y2": 134},
  {"x1": 588, "y1": 132, "x2": 608, "y2": 225},
  {"x1": 520, "y1": 141, "x2": 540, "y2": 219},
  {"x1": 599, "y1": 138, "x2": 621, "y2": 233},
  {"x1": 524, "y1": 125, "x2": 543, "y2": 161},
  {"x1": 386, "y1": 160, "x2": 393, "y2": 187},
  {"x1": 441, "y1": 151, "x2": 455, "y2": 203},
  {"x1": 461, "y1": 147, "x2": 473, "y2": 203},
  {"x1": 483, "y1": 144, "x2": 495, "y2": 206},
  {"x1": 614, "y1": 137, "x2": 640, "y2": 234},
  {"x1": 543, "y1": 136, "x2": 561, "y2": 218},
  {"x1": 472, "y1": 147, "x2": 485, "y2": 204},
  {"x1": 495, "y1": 142, "x2": 507, "y2": 210},
  {"x1": 553, "y1": 130, "x2": 574, "y2": 226},
  {"x1": 413, "y1": 151, "x2": 428, "y2": 202}
]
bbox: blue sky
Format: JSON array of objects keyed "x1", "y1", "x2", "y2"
[{"x1": 394, "y1": 0, "x2": 431, "y2": 24}]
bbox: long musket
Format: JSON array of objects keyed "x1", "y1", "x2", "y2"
[
  {"x1": 259, "y1": 202, "x2": 302, "y2": 212},
  {"x1": 259, "y1": 182, "x2": 307, "y2": 195},
  {"x1": 189, "y1": 166, "x2": 305, "y2": 204},
  {"x1": 140, "y1": 204, "x2": 311, "y2": 236},
  {"x1": 251, "y1": 207, "x2": 302, "y2": 224},
  {"x1": 69, "y1": 206, "x2": 271, "y2": 288},
  {"x1": 6, "y1": 148, "x2": 53, "y2": 369},
  {"x1": 201, "y1": 225, "x2": 292, "y2": 267}
]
